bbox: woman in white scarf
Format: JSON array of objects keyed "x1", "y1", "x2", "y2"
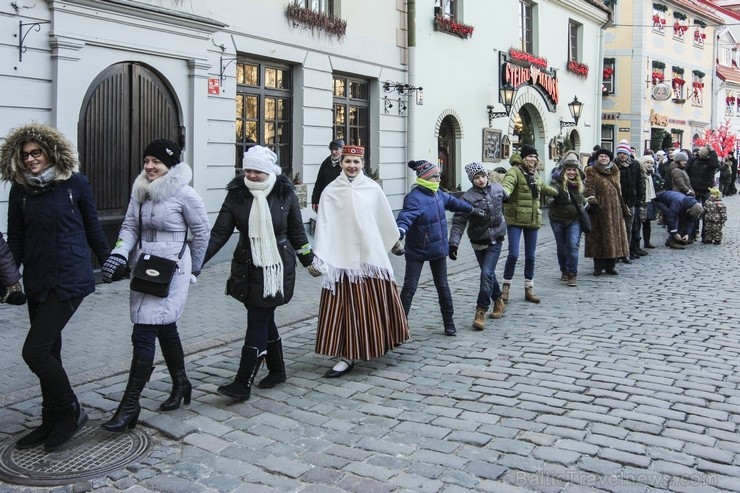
[
  {"x1": 313, "y1": 145, "x2": 409, "y2": 377},
  {"x1": 203, "y1": 146, "x2": 316, "y2": 401}
]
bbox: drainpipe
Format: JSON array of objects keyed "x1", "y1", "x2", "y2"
[{"x1": 407, "y1": 0, "x2": 416, "y2": 192}]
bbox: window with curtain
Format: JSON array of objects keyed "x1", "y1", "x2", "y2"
[
  {"x1": 435, "y1": 0, "x2": 457, "y2": 19},
  {"x1": 601, "y1": 125, "x2": 614, "y2": 152},
  {"x1": 519, "y1": 1, "x2": 533, "y2": 53},
  {"x1": 293, "y1": 0, "x2": 333, "y2": 14},
  {"x1": 332, "y1": 75, "x2": 369, "y2": 162},
  {"x1": 568, "y1": 21, "x2": 581, "y2": 61},
  {"x1": 235, "y1": 59, "x2": 292, "y2": 174}
]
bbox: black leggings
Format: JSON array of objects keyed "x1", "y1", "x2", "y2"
[
  {"x1": 131, "y1": 323, "x2": 180, "y2": 361},
  {"x1": 23, "y1": 291, "x2": 83, "y2": 407},
  {"x1": 244, "y1": 306, "x2": 279, "y2": 352}
]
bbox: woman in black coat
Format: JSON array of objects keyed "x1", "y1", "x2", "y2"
[
  {"x1": 203, "y1": 146, "x2": 316, "y2": 402},
  {"x1": 0, "y1": 123, "x2": 109, "y2": 451}
]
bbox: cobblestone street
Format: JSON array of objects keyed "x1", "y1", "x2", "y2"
[{"x1": 0, "y1": 196, "x2": 739, "y2": 492}]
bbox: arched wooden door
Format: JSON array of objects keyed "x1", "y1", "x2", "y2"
[{"x1": 78, "y1": 62, "x2": 184, "y2": 260}]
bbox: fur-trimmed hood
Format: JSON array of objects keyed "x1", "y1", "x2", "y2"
[
  {"x1": 225, "y1": 173, "x2": 295, "y2": 202},
  {"x1": 0, "y1": 123, "x2": 79, "y2": 187},
  {"x1": 132, "y1": 162, "x2": 193, "y2": 203}
]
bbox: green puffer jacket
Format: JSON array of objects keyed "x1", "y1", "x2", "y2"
[{"x1": 501, "y1": 155, "x2": 557, "y2": 229}]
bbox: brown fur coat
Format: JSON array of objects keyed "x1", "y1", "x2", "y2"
[{"x1": 584, "y1": 163, "x2": 630, "y2": 259}]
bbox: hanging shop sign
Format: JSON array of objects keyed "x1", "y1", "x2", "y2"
[
  {"x1": 650, "y1": 109, "x2": 668, "y2": 126},
  {"x1": 500, "y1": 52, "x2": 558, "y2": 112},
  {"x1": 651, "y1": 83, "x2": 672, "y2": 101}
]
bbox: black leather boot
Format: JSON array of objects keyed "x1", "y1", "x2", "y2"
[
  {"x1": 258, "y1": 338, "x2": 287, "y2": 389},
  {"x1": 44, "y1": 397, "x2": 88, "y2": 451},
  {"x1": 218, "y1": 346, "x2": 264, "y2": 401},
  {"x1": 16, "y1": 403, "x2": 55, "y2": 449},
  {"x1": 159, "y1": 340, "x2": 191, "y2": 411},
  {"x1": 102, "y1": 357, "x2": 154, "y2": 432}
]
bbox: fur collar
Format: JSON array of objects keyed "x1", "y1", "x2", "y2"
[
  {"x1": 132, "y1": 162, "x2": 192, "y2": 203},
  {"x1": 0, "y1": 123, "x2": 78, "y2": 187},
  {"x1": 226, "y1": 173, "x2": 295, "y2": 202}
]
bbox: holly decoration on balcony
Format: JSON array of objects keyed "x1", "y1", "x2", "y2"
[
  {"x1": 652, "y1": 72, "x2": 665, "y2": 84},
  {"x1": 726, "y1": 96, "x2": 736, "y2": 106},
  {"x1": 509, "y1": 48, "x2": 548, "y2": 69},
  {"x1": 672, "y1": 77, "x2": 685, "y2": 88},
  {"x1": 434, "y1": 15, "x2": 474, "y2": 38},
  {"x1": 603, "y1": 68, "x2": 614, "y2": 80},
  {"x1": 693, "y1": 81, "x2": 705, "y2": 94},
  {"x1": 567, "y1": 60, "x2": 589, "y2": 78},
  {"x1": 673, "y1": 23, "x2": 688, "y2": 36}
]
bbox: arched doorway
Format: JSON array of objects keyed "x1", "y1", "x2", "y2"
[
  {"x1": 78, "y1": 62, "x2": 184, "y2": 259},
  {"x1": 436, "y1": 113, "x2": 463, "y2": 192}
]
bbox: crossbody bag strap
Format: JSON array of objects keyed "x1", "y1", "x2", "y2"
[
  {"x1": 138, "y1": 203, "x2": 188, "y2": 259},
  {"x1": 567, "y1": 188, "x2": 583, "y2": 214}
]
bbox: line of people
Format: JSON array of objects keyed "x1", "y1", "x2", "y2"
[{"x1": 0, "y1": 123, "x2": 731, "y2": 454}]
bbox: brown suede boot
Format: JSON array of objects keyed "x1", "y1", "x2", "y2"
[
  {"x1": 524, "y1": 286, "x2": 540, "y2": 303},
  {"x1": 501, "y1": 284, "x2": 510, "y2": 303},
  {"x1": 567, "y1": 273, "x2": 577, "y2": 287},
  {"x1": 489, "y1": 298, "x2": 506, "y2": 319},
  {"x1": 472, "y1": 308, "x2": 486, "y2": 330}
]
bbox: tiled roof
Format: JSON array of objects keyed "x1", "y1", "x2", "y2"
[{"x1": 717, "y1": 64, "x2": 740, "y2": 84}]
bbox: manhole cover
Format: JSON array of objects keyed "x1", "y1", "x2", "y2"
[{"x1": 0, "y1": 420, "x2": 151, "y2": 486}]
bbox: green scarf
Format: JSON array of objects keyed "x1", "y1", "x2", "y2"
[{"x1": 416, "y1": 178, "x2": 440, "y2": 192}]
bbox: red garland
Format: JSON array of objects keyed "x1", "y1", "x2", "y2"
[
  {"x1": 434, "y1": 15, "x2": 474, "y2": 38},
  {"x1": 726, "y1": 96, "x2": 736, "y2": 105},
  {"x1": 652, "y1": 72, "x2": 665, "y2": 83},
  {"x1": 567, "y1": 60, "x2": 589, "y2": 78},
  {"x1": 509, "y1": 48, "x2": 548, "y2": 69},
  {"x1": 672, "y1": 77, "x2": 685, "y2": 87},
  {"x1": 603, "y1": 68, "x2": 614, "y2": 79}
]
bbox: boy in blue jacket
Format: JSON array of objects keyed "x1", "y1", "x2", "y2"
[{"x1": 397, "y1": 160, "x2": 484, "y2": 336}]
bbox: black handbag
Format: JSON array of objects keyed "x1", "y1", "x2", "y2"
[
  {"x1": 568, "y1": 188, "x2": 592, "y2": 233},
  {"x1": 130, "y1": 205, "x2": 187, "y2": 298}
]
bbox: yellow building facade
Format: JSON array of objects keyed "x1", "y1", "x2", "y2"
[{"x1": 602, "y1": 1, "x2": 723, "y2": 153}]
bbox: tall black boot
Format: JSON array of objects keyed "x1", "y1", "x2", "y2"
[
  {"x1": 258, "y1": 338, "x2": 286, "y2": 389},
  {"x1": 102, "y1": 357, "x2": 154, "y2": 432},
  {"x1": 16, "y1": 402, "x2": 55, "y2": 449},
  {"x1": 217, "y1": 346, "x2": 264, "y2": 402},
  {"x1": 159, "y1": 340, "x2": 191, "y2": 411},
  {"x1": 44, "y1": 396, "x2": 88, "y2": 452}
]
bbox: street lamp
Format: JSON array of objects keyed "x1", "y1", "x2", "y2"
[
  {"x1": 487, "y1": 84, "x2": 517, "y2": 127},
  {"x1": 560, "y1": 96, "x2": 584, "y2": 131}
]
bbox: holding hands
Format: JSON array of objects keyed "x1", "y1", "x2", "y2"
[
  {"x1": 0, "y1": 282, "x2": 26, "y2": 305},
  {"x1": 448, "y1": 245, "x2": 458, "y2": 261},
  {"x1": 101, "y1": 254, "x2": 130, "y2": 283}
]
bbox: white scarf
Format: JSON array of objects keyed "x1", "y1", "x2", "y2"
[
  {"x1": 314, "y1": 172, "x2": 399, "y2": 293},
  {"x1": 243, "y1": 173, "x2": 283, "y2": 297}
]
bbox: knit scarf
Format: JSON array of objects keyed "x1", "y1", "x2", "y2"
[
  {"x1": 243, "y1": 174, "x2": 283, "y2": 297},
  {"x1": 23, "y1": 167, "x2": 56, "y2": 188},
  {"x1": 518, "y1": 165, "x2": 539, "y2": 199},
  {"x1": 416, "y1": 178, "x2": 440, "y2": 192}
]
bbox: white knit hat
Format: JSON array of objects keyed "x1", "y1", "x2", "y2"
[{"x1": 243, "y1": 146, "x2": 281, "y2": 175}]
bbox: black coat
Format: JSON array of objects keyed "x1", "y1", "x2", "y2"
[
  {"x1": 311, "y1": 155, "x2": 342, "y2": 206},
  {"x1": 616, "y1": 157, "x2": 645, "y2": 207},
  {"x1": 687, "y1": 152, "x2": 720, "y2": 195},
  {"x1": 205, "y1": 174, "x2": 314, "y2": 309},
  {"x1": 7, "y1": 173, "x2": 109, "y2": 302}
]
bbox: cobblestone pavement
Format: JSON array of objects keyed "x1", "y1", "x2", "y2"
[{"x1": 1, "y1": 197, "x2": 739, "y2": 492}]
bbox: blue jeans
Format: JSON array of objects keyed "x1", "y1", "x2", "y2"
[
  {"x1": 550, "y1": 220, "x2": 581, "y2": 275},
  {"x1": 474, "y1": 243, "x2": 503, "y2": 309},
  {"x1": 400, "y1": 257, "x2": 454, "y2": 328},
  {"x1": 503, "y1": 226, "x2": 538, "y2": 281}
]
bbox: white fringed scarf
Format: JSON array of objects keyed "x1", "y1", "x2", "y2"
[
  {"x1": 314, "y1": 172, "x2": 399, "y2": 293},
  {"x1": 243, "y1": 173, "x2": 283, "y2": 297}
]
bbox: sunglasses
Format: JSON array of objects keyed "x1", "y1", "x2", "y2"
[{"x1": 21, "y1": 149, "x2": 44, "y2": 160}]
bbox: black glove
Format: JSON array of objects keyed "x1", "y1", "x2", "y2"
[
  {"x1": 502, "y1": 194, "x2": 511, "y2": 203},
  {"x1": 448, "y1": 245, "x2": 458, "y2": 261},
  {"x1": 471, "y1": 208, "x2": 486, "y2": 218},
  {"x1": 0, "y1": 282, "x2": 26, "y2": 305},
  {"x1": 101, "y1": 254, "x2": 130, "y2": 283},
  {"x1": 391, "y1": 241, "x2": 405, "y2": 256}
]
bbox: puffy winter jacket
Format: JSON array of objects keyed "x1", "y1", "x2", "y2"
[
  {"x1": 449, "y1": 183, "x2": 507, "y2": 248},
  {"x1": 205, "y1": 174, "x2": 314, "y2": 309},
  {"x1": 687, "y1": 152, "x2": 720, "y2": 194},
  {"x1": 501, "y1": 164, "x2": 557, "y2": 228},
  {"x1": 616, "y1": 157, "x2": 645, "y2": 207},
  {"x1": 0, "y1": 231, "x2": 21, "y2": 288},
  {"x1": 396, "y1": 185, "x2": 473, "y2": 261}
]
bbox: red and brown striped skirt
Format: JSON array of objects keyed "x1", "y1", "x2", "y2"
[{"x1": 315, "y1": 276, "x2": 409, "y2": 361}]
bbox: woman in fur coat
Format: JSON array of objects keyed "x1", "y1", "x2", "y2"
[
  {"x1": 203, "y1": 146, "x2": 316, "y2": 400},
  {"x1": 584, "y1": 149, "x2": 630, "y2": 276},
  {"x1": 0, "y1": 123, "x2": 110, "y2": 451},
  {"x1": 100, "y1": 139, "x2": 210, "y2": 431}
]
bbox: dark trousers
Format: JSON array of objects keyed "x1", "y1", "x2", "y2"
[
  {"x1": 23, "y1": 291, "x2": 83, "y2": 406},
  {"x1": 244, "y1": 306, "x2": 279, "y2": 352},
  {"x1": 642, "y1": 220, "x2": 652, "y2": 246},
  {"x1": 131, "y1": 323, "x2": 181, "y2": 361},
  {"x1": 593, "y1": 258, "x2": 617, "y2": 271},
  {"x1": 400, "y1": 258, "x2": 454, "y2": 328}
]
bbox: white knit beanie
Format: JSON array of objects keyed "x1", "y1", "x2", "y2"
[{"x1": 243, "y1": 146, "x2": 281, "y2": 175}]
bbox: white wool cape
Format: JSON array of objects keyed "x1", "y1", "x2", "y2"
[{"x1": 314, "y1": 172, "x2": 399, "y2": 292}]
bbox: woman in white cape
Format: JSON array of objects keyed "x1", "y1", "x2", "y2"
[{"x1": 313, "y1": 145, "x2": 409, "y2": 377}]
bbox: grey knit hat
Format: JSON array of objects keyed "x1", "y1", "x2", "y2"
[{"x1": 673, "y1": 151, "x2": 689, "y2": 163}]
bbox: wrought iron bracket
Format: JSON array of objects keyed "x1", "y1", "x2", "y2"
[
  {"x1": 17, "y1": 20, "x2": 50, "y2": 62},
  {"x1": 220, "y1": 56, "x2": 238, "y2": 82}
]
